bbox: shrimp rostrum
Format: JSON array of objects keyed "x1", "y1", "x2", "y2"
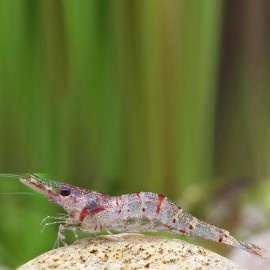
[{"x1": 19, "y1": 174, "x2": 264, "y2": 257}]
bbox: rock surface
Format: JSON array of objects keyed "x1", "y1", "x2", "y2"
[{"x1": 18, "y1": 233, "x2": 245, "y2": 270}]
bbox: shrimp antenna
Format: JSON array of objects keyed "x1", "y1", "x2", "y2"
[
  {"x1": 0, "y1": 192, "x2": 39, "y2": 196},
  {"x1": 0, "y1": 174, "x2": 24, "y2": 179}
]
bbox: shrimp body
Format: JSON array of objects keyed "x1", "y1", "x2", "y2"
[{"x1": 19, "y1": 174, "x2": 264, "y2": 257}]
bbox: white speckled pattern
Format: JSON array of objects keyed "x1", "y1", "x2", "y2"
[{"x1": 18, "y1": 234, "x2": 245, "y2": 270}]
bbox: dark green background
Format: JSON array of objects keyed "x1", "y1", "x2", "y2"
[{"x1": 0, "y1": 0, "x2": 269, "y2": 268}]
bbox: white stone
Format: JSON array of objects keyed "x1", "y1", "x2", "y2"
[{"x1": 18, "y1": 233, "x2": 245, "y2": 270}]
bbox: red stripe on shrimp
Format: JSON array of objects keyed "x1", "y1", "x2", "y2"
[
  {"x1": 156, "y1": 194, "x2": 165, "y2": 214},
  {"x1": 79, "y1": 206, "x2": 106, "y2": 221},
  {"x1": 79, "y1": 207, "x2": 89, "y2": 222}
]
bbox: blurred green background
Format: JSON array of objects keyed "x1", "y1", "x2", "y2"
[{"x1": 0, "y1": 0, "x2": 269, "y2": 268}]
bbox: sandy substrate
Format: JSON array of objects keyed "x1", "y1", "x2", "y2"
[{"x1": 18, "y1": 233, "x2": 245, "y2": 270}]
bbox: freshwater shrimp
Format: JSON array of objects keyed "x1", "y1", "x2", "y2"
[{"x1": 8, "y1": 174, "x2": 265, "y2": 257}]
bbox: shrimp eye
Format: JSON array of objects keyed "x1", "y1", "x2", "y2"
[{"x1": 60, "y1": 187, "x2": 71, "y2": 196}]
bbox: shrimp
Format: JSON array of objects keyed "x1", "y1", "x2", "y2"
[{"x1": 13, "y1": 174, "x2": 265, "y2": 257}]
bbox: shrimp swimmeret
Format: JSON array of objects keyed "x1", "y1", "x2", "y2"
[{"x1": 6, "y1": 174, "x2": 265, "y2": 257}]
